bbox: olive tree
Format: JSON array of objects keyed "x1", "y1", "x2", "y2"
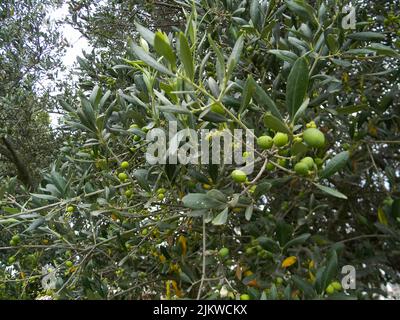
[
  {"x1": 0, "y1": 0, "x2": 66, "y2": 189},
  {"x1": 1, "y1": 0, "x2": 399, "y2": 300}
]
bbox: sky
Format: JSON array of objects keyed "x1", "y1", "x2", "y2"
[
  {"x1": 49, "y1": 3, "x2": 92, "y2": 68},
  {"x1": 47, "y1": 3, "x2": 92, "y2": 127}
]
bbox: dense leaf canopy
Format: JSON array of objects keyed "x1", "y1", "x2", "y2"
[{"x1": 1, "y1": 0, "x2": 399, "y2": 300}]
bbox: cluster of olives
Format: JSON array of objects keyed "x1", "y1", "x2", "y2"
[
  {"x1": 325, "y1": 281, "x2": 342, "y2": 294},
  {"x1": 129, "y1": 123, "x2": 149, "y2": 142},
  {"x1": 9, "y1": 234, "x2": 20, "y2": 246},
  {"x1": 117, "y1": 161, "x2": 130, "y2": 182},
  {"x1": 231, "y1": 122, "x2": 326, "y2": 183},
  {"x1": 156, "y1": 188, "x2": 166, "y2": 200}
]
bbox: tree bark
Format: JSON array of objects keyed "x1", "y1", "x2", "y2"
[{"x1": 0, "y1": 136, "x2": 34, "y2": 189}]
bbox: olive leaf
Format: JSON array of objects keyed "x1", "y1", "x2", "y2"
[{"x1": 286, "y1": 55, "x2": 309, "y2": 120}]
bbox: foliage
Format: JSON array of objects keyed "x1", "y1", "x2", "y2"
[
  {"x1": 0, "y1": 0, "x2": 66, "y2": 188},
  {"x1": 1, "y1": 0, "x2": 400, "y2": 300}
]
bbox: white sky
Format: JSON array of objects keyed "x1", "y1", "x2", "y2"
[
  {"x1": 49, "y1": 3, "x2": 92, "y2": 68},
  {"x1": 47, "y1": 3, "x2": 92, "y2": 126}
]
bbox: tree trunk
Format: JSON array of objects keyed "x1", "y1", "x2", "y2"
[{"x1": 1, "y1": 136, "x2": 34, "y2": 189}]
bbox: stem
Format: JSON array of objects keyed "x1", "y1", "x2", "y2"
[{"x1": 197, "y1": 216, "x2": 207, "y2": 300}]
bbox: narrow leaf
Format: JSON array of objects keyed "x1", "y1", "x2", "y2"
[
  {"x1": 179, "y1": 32, "x2": 194, "y2": 80},
  {"x1": 269, "y1": 49, "x2": 299, "y2": 64},
  {"x1": 212, "y1": 207, "x2": 228, "y2": 225},
  {"x1": 227, "y1": 34, "x2": 244, "y2": 77},
  {"x1": 128, "y1": 40, "x2": 174, "y2": 76},
  {"x1": 286, "y1": 56, "x2": 309, "y2": 119},
  {"x1": 264, "y1": 112, "x2": 290, "y2": 134},
  {"x1": 319, "y1": 151, "x2": 350, "y2": 179},
  {"x1": 314, "y1": 183, "x2": 348, "y2": 199},
  {"x1": 245, "y1": 205, "x2": 253, "y2": 221},
  {"x1": 253, "y1": 82, "x2": 283, "y2": 120},
  {"x1": 321, "y1": 251, "x2": 338, "y2": 290},
  {"x1": 154, "y1": 32, "x2": 176, "y2": 69},
  {"x1": 347, "y1": 32, "x2": 385, "y2": 41},
  {"x1": 292, "y1": 275, "x2": 316, "y2": 298},
  {"x1": 284, "y1": 233, "x2": 311, "y2": 249},
  {"x1": 134, "y1": 22, "x2": 155, "y2": 45},
  {"x1": 239, "y1": 75, "x2": 256, "y2": 114},
  {"x1": 293, "y1": 97, "x2": 310, "y2": 123},
  {"x1": 208, "y1": 35, "x2": 225, "y2": 83}
]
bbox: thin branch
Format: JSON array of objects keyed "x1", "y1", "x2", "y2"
[{"x1": 197, "y1": 217, "x2": 206, "y2": 300}]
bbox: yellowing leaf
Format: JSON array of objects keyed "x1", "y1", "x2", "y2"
[
  {"x1": 378, "y1": 207, "x2": 388, "y2": 225},
  {"x1": 282, "y1": 256, "x2": 297, "y2": 268},
  {"x1": 243, "y1": 270, "x2": 253, "y2": 277},
  {"x1": 178, "y1": 235, "x2": 187, "y2": 256},
  {"x1": 166, "y1": 280, "x2": 171, "y2": 299},
  {"x1": 171, "y1": 280, "x2": 183, "y2": 297},
  {"x1": 309, "y1": 271, "x2": 316, "y2": 283}
]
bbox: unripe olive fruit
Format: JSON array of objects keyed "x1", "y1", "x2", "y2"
[
  {"x1": 242, "y1": 151, "x2": 250, "y2": 158},
  {"x1": 273, "y1": 132, "x2": 289, "y2": 147},
  {"x1": 120, "y1": 161, "x2": 129, "y2": 169},
  {"x1": 303, "y1": 128, "x2": 325, "y2": 148},
  {"x1": 294, "y1": 162, "x2": 309, "y2": 176},
  {"x1": 141, "y1": 228, "x2": 148, "y2": 236},
  {"x1": 142, "y1": 127, "x2": 149, "y2": 133},
  {"x1": 118, "y1": 172, "x2": 128, "y2": 181},
  {"x1": 67, "y1": 206, "x2": 74, "y2": 213},
  {"x1": 293, "y1": 136, "x2": 303, "y2": 143},
  {"x1": 157, "y1": 188, "x2": 166, "y2": 194},
  {"x1": 9, "y1": 239, "x2": 17, "y2": 246},
  {"x1": 240, "y1": 294, "x2": 251, "y2": 300},
  {"x1": 65, "y1": 260, "x2": 73, "y2": 268},
  {"x1": 331, "y1": 281, "x2": 342, "y2": 291},
  {"x1": 218, "y1": 247, "x2": 229, "y2": 258},
  {"x1": 278, "y1": 158, "x2": 287, "y2": 167},
  {"x1": 275, "y1": 277, "x2": 284, "y2": 285},
  {"x1": 130, "y1": 124, "x2": 139, "y2": 129},
  {"x1": 125, "y1": 189, "x2": 133, "y2": 197},
  {"x1": 257, "y1": 135, "x2": 273, "y2": 150},
  {"x1": 265, "y1": 162, "x2": 275, "y2": 171},
  {"x1": 157, "y1": 193, "x2": 165, "y2": 200},
  {"x1": 133, "y1": 135, "x2": 141, "y2": 141},
  {"x1": 326, "y1": 284, "x2": 335, "y2": 294},
  {"x1": 11, "y1": 235, "x2": 20, "y2": 243},
  {"x1": 8, "y1": 256, "x2": 16, "y2": 264},
  {"x1": 300, "y1": 156, "x2": 314, "y2": 169},
  {"x1": 278, "y1": 149, "x2": 289, "y2": 156},
  {"x1": 306, "y1": 120, "x2": 317, "y2": 129},
  {"x1": 231, "y1": 169, "x2": 247, "y2": 183}
]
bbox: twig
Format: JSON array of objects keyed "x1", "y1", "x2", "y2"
[{"x1": 197, "y1": 217, "x2": 206, "y2": 300}]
